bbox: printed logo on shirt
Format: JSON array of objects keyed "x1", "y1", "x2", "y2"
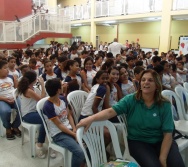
[
  {"x1": 58, "y1": 109, "x2": 67, "y2": 119},
  {"x1": 153, "y1": 113, "x2": 157, "y2": 117},
  {"x1": 0, "y1": 82, "x2": 12, "y2": 92}
]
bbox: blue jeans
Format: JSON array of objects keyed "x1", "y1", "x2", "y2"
[
  {"x1": 22, "y1": 112, "x2": 46, "y2": 143},
  {"x1": 52, "y1": 132, "x2": 85, "y2": 167},
  {"x1": 0, "y1": 101, "x2": 21, "y2": 129}
]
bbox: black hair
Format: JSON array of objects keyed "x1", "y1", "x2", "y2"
[
  {"x1": 95, "y1": 55, "x2": 103, "y2": 62},
  {"x1": 134, "y1": 66, "x2": 144, "y2": 75},
  {"x1": 120, "y1": 63, "x2": 128, "y2": 69},
  {"x1": 101, "y1": 59, "x2": 114, "y2": 71},
  {"x1": 45, "y1": 78, "x2": 61, "y2": 97},
  {"x1": 92, "y1": 70, "x2": 107, "y2": 86},
  {"x1": 19, "y1": 64, "x2": 29, "y2": 71},
  {"x1": 135, "y1": 60, "x2": 143, "y2": 66},
  {"x1": 81, "y1": 50, "x2": 88, "y2": 55},
  {"x1": 160, "y1": 60, "x2": 168, "y2": 67},
  {"x1": 170, "y1": 63, "x2": 176, "y2": 72},
  {"x1": 49, "y1": 54, "x2": 56, "y2": 60},
  {"x1": 176, "y1": 56, "x2": 183, "y2": 62},
  {"x1": 35, "y1": 51, "x2": 40, "y2": 57},
  {"x1": 152, "y1": 56, "x2": 161, "y2": 63},
  {"x1": 153, "y1": 51, "x2": 159, "y2": 56},
  {"x1": 177, "y1": 61, "x2": 184, "y2": 66},
  {"x1": 29, "y1": 58, "x2": 37, "y2": 65},
  {"x1": 0, "y1": 60, "x2": 8, "y2": 69},
  {"x1": 57, "y1": 56, "x2": 68, "y2": 63},
  {"x1": 64, "y1": 60, "x2": 77, "y2": 71},
  {"x1": 25, "y1": 50, "x2": 33, "y2": 57},
  {"x1": 7, "y1": 57, "x2": 15, "y2": 62},
  {"x1": 106, "y1": 52, "x2": 114, "y2": 59},
  {"x1": 74, "y1": 57, "x2": 81, "y2": 67},
  {"x1": 17, "y1": 70, "x2": 37, "y2": 95},
  {"x1": 126, "y1": 56, "x2": 134, "y2": 62},
  {"x1": 108, "y1": 66, "x2": 119, "y2": 74},
  {"x1": 153, "y1": 65, "x2": 164, "y2": 74}
]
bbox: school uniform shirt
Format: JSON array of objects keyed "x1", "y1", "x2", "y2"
[
  {"x1": 0, "y1": 76, "x2": 14, "y2": 99},
  {"x1": 109, "y1": 85, "x2": 118, "y2": 106},
  {"x1": 81, "y1": 84, "x2": 106, "y2": 116},
  {"x1": 64, "y1": 74, "x2": 83, "y2": 92},
  {"x1": 42, "y1": 73, "x2": 57, "y2": 81},
  {"x1": 162, "y1": 73, "x2": 175, "y2": 88},
  {"x1": 8, "y1": 69, "x2": 20, "y2": 78},
  {"x1": 121, "y1": 80, "x2": 136, "y2": 97},
  {"x1": 70, "y1": 53, "x2": 78, "y2": 60},
  {"x1": 43, "y1": 96, "x2": 72, "y2": 137},
  {"x1": 177, "y1": 68, "x2": 187, "y2": 82},
  {"x1": 85, "y1": 70, "x2": 97, "y2": 88}
]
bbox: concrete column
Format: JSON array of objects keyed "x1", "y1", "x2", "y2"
[
  {"x1": 90, "y1": 0, "x2": 96, "y2": 47},
  {"x1": 159, "y1": 0, "x2": 173, "y2": 53}
]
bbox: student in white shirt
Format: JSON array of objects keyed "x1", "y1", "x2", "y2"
[{"x1": 177, "y1": 61, "x2": 187, "y2": 82}]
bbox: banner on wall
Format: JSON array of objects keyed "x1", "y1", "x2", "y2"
[{"x1": 178, "y1": 36, "x2": 188, "y2": 55}]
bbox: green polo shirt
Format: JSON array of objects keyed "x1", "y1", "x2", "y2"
[{"x1": 112, "y1": 93, "x2": 174, "y2": 143}]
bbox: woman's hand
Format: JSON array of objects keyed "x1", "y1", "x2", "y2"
[
  {"x1": 159, "y1": 157, "x2": 167, "y2": 167},
  {"x1": 76, "y1": 116, "x2": 94, "y2": 133}
]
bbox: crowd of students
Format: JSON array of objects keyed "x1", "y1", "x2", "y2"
[{"x1": 0, "y1": 40, "x2": 187, "y2": 166}]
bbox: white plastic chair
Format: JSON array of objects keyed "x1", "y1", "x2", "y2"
[
  {"x1": 12, "y1": 89, "x2": 41, "y2": 158},
  {"x1": 183, "y1": 82, "x2": 188, "y2": 92},
  {"x1": 76, "y1": 120, "x2": 123, "y2": 167},
  {"x1": 175, "y1": 86, "x2": 188, "y2": 120},
  {"x1": 67, "y1": 90, "x2": 88, "y2": 124},
  {"x1": 0, "y1": 118, "x2": 4, "y2": 137},
  {"x1": 36, "y1": 97, "x2": 72, "y2": 167}
]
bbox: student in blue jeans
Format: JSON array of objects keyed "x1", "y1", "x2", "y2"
[
  {"x1": 43, "y1": 78, "x2": 85, "y2": 167},
  {"x1": 0, "y1": 60, "x2": 21, "y2": 140}
]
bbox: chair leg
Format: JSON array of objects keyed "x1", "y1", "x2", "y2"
[
  {"x1": 48, "y1": 147, "x2": 51, "y2": 167},
  {"x1": 30, "y1": 127, "x2": 37, "y2": 158},
  {"x1": 21, "y1": 126, "x2": 24, "y2": 145},
  {"x1": 0, "y1": 119, "x2": 4, "y2": 137}
]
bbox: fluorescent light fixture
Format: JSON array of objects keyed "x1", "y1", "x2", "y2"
[
  {"x1": 73, "y1": 24, "x2": 82, "y2": 26},
  {"x1": 58, "y1": 4, "x2": 61, "y2": 7},
  {"x1": 104, "y1": 20, "x2": 116, "y2": 24}
]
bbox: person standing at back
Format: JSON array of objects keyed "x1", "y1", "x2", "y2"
[{"x1": 108, "y1": 38, "x2": 126, "y2": 57}]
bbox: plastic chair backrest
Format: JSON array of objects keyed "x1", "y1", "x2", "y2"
[
  {"x1": 36, "y1": 97, "x2": 53, "y2": 143},
  {"x1": 183, "y1": 82, "x2": 188, "y2": 91},
  {"x1": 76, "y1": 120, "x2": 123, "y2": 167},
  {"x1": 67, "y1": 90, "x2": 88, "y2": 124},
  {"x1": 161, "y1": 90, "x2": 184, "y2": 120},
  {"x1": 118, "y1": 114, "x2": 132, "y2": 160},
  {"x1": 175, "y1": 86, "x2": 188, "y2": 120},
  {"x1": 12, "y1": 89, "x2": 23, "y2": 122}
]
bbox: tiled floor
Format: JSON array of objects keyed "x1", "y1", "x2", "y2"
[{"x1": 0, "y1": 129, "x2": 65, "y2": 167}]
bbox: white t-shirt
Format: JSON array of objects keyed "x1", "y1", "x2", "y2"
[
  {"x1": 43, "y1": 96, "x2": 72, "y2": 137},
  {"x1": 70, "y1": 53, "x2": 78, "y2": 60},
  {"x1": 121, "y1": 80, "x2": 135, "y2": 97},
  {"x1": 109, "y1": 85, "x2": 118, "y2": 106},
  {"x1": 0, "y1": 77, "x2": 14, "y2": 99},
  {"x1": 86, "y1": 70, "x2": 97, "y2": 88},
  {"x1": 81, "y1": 84, "x2": 106, "y2": 116},
  {"x1": 162, "y1": 73, "x2": 175, "y2": 88},
  {"x1": 8, "y1": 69, "x2": 20, "y2": 78}
]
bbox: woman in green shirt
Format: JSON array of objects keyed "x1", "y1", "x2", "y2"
[{"x1": 77, "y1": 69, "x2": 185, "y2": 167}]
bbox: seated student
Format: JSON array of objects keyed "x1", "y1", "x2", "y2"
[
  {"x1": 132, "y1": 66, "x2": 144, "y2": 91},
  {"x1": 80, "y1": 70, "x2": 108, "y2": 120},
  {"x1": 54, "y1": 56, "x2": 68, "y2": 81},
  {"x1": 64, "y1": 60, "x2": 87, "y2": 94},
  {"x1": 147, "y1": 56, "x2": 161, "y2": 69},
  {"x1": 43, "y1": 78, "x2": 85, "y2": 167},
  {"x1": 7, "y1": 57, "x2": 20, "y2": 78},
  {"x1": 0, "y1": 60, "x2": 21, "y2": 140},
  {"x1": 35, "y1": 51, "x2": 43, "y2": 68},
  {"x1": 126, "y1": 56, "x2": 135, "y2": 81},
  {"x1": 80, "y1": 57, "x2": 97, "y2": 92},
  {"x1": 17, "y1": 70, "x2": 49, "y2": 158},
  {"x1": 29, "y1": 58, "x2": 42, "y2": 77},
  {"x1": 42, "y1": 60, "x2": 57, "y2": 81},
  {"x1": 80, "y1": 50, "x2": 88, "y2": 68},
  {"x1": 176, "y1": 61, "x2": 187, "y2": 82},
  {"x1": 77, "y1": 69, "x2": 185, "y2": 167},
  {"x1": 49, "y1": 54, "x2": 57, "y2": 70},
  {"x1": 93, "y1": 55, "x2": 103, "y2": 72},
  {"x1": 118, "y1": 66, "x2": 135, "y2": 97},
  {"x1": 22, "y1": 50, "x2": 32, "y2": 65}
]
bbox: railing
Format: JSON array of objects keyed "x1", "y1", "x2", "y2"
[
  {"x1": 0, "y1": 13, "x2": 71, "y2": 43},
  {"x1": 60, "y1": 0, "x2": 162, "y2": 21},
  {"x1": 172, "y1": 0, "x2": 188, "y2": 10},
  {"x1": 59, "y1": 3, "x2": 91, "y2": 21},
  {"x1": 95, "y1": 0, "x2": 162, "y2": 17}
]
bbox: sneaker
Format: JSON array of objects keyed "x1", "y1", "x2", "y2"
[
  {"x1": 12, "y1": 128, "x2": 21, "y2": 138},
  {"x1": 50, "y1": 150, "x2": 57, "y2": 158},
  {"x1": 6, "y1": 129, "x2": 15, "y2": 140},
  {"x1": 36, "y1": 144, "x2": 46, "y2": 159}
]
